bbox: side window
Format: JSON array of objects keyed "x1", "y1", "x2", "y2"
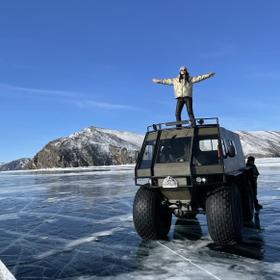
[
  {"x1": 199, "y1": 139, "x2": 219, "y2": 151},
  {"x1": 139, "y1": 141, "x2": 156, "y2": 169},
  {"x1": 194, "y1": 137, "x2": 220, "y2": 165},
  {"x1": 221, "y1": 138, "x2": 228, "y2": 157},
  {"x1": 228, "y1": 139, "x2": 237, "y2": 157}
]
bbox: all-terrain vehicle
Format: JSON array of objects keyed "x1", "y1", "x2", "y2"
[{"x1": 133, "y1": 118, "x2": 256, "y2": 245}]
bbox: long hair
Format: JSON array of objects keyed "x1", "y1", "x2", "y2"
[{"x1": 179, "y1": 71, "x2": 190, "y2": 83}]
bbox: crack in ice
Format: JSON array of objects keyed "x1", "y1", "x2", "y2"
[
  {"x1": 157, "y1": 241, "x2": 222, "y2": 280},
  {"x1": 35, "y1": 227, "x2": 123, "y2": 260}
]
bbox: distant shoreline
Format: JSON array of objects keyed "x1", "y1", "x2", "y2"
[
  {"x1": 256, "y1": 157, "x2": 280, "y2": 166},
  {"x1": 1, "y1": 158, "x2": 280, "y2": 174},
  {"x1": 0, "y1": 164, "x2": 135, "y2": 174}
]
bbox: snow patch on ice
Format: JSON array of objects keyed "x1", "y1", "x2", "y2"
[
  {"x1": 0, "y1": 260, "x2": 16, "y2": 280},
  {"x1": 0, "y1": 164, "x2": 135, "y2": 175},
  {"x1": 0, "y1": 213, "x2": 18, "y2": 221}
]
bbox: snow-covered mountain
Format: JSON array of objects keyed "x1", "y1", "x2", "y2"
[
  {"x1": 0, "y1": 158, "x2": 31, "y2": 171},
  {"x1": 1, "y1": 127, "x2": 280, "y2": 171},
  {"x1": 23, "y1": 128, "x2": 280, "y2": 169},
  {"x1": 25, "y1": 127, "x2": 144, "y2": 169},
  {"x1": 237, "y1": 131, "x2": 280, "y2": 157}
]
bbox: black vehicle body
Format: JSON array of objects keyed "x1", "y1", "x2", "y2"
[{"x1": 133, "y1": 118, "x2": 255, "y2": 244}]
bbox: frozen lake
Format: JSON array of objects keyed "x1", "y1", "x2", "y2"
[{"x1": 0, "y1": 159, "x2": 280, "y2": 279}]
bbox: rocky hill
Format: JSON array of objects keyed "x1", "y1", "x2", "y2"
[{"x1": 25, "y1": 127, "x2": 143, "y2": 169}]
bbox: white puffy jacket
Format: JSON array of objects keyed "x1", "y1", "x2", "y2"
[{"x1": 158, "y1": 72, "x2": 214, "y2": 98}]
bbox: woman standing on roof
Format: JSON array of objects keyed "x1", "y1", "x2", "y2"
[{"x1": 152, "y1": 66, "x2": 215, "y2": 126}]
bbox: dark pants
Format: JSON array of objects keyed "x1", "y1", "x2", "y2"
[
  {"x1": 252, "y1": 179, "x2": 260, "y2": 209},
  {"x1": 176, "y1": 97, "x2": 195, "y2": 125}
]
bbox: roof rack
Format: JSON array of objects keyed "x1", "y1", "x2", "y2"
[{"x1": 147, "y1": 117, "x2": 219, "y2": 132}]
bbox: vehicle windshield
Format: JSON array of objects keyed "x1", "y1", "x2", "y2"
[
  {"x1": 193, "y1": 136, "x2": 220, "y2": 165},
  {"x1": 156, "y1": 137, "x2": 192, "y2": 163}
]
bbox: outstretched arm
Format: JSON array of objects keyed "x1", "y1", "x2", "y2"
[
  {"x1": 191, "y1": 72, "x2": 215, "y2": 83},
  {"x1": 152, "y1": 78, "x2": 174, "y2": 85}
]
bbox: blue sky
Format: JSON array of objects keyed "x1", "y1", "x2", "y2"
[{"x1": 0, "y1": 0, "x2": 280, "y2": 162}]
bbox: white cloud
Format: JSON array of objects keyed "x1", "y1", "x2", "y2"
[
  {"x1": 0, "y1": 82, "x2": 137, "y2": 111},
  {"x1": 0, "y1": 83, "x2": 78, "y2": 97},
  {"x1": 73, "y1": 100, "x2": 136, "y2": 110}
]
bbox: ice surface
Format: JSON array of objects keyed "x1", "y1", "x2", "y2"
[{"x1": 0, "y1": 161, "x2": 279, "y2": 279}]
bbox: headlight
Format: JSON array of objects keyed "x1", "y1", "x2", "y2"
[
  {"x1": 195, "y1": 177, "x2": 207, "y2": 184},
  {"x1": 196, "y1": 177, "x2": 202, "y2": 183}
]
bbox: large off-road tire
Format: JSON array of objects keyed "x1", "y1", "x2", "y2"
[
  {"x1": 206, "y1": 186, "x2": 242, "y2": 245},
  {"x1": 133, "y1": 186, "x2": 172, "y2": 240}
]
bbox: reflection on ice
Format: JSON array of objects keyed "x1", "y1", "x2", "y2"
[
  {"x1": 173, "y1": 218, "x2": 203, "y2": 241},
  {"x1": 0, "y1": 160, "x2": 279, "y2": 279}
]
